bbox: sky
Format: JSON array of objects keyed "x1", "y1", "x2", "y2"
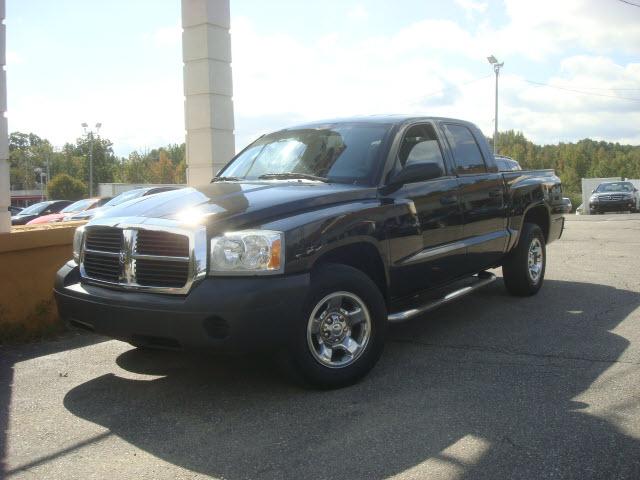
[{"x1": 6, "y1": 0, "x2": 640, "y2": 157}]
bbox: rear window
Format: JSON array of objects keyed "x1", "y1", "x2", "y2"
[{"x1": 442, "y1": 124, "x2": 487, "y2": 174}]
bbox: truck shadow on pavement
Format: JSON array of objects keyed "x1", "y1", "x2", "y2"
[{"x1": 62, "y1": 279, "x2": 640, "y2": 479}]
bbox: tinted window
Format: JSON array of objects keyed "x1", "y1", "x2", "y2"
[
  {"x1": 61, "y1": 199, "x2": 95, "y2": 213},
  {"x1": 392, "y1": 124, "x2": 446, "y2": 180},
  {"x1": 104, "y1": 189, "x2": 147, "y2": 207},
  {"x1": 19, "y1": 201, "x2": 52, "y2": 215},
  {"x1": 495, "y1": 157, "x2": 521, "y2": 171},
  {"x1": 443, "y1": 124, "x2": 486, "y2": 174}
]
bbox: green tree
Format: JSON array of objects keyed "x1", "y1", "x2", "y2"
[
  {"x1": 47, "y1": 173, "x2": 87, "y2": 200},
  {"x1": 9, "y1": 132, "x2": 54, "y2": 190}
]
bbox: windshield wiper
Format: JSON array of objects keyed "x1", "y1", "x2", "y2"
[
  {"x1": 211, "y1": 176, "x2": 240, "y2": 182},
  {"x1": 258, "y1": 172, "x2": 328, "y2": 182}
]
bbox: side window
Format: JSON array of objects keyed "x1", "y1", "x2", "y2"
[
  {"x1": 442, "y1": 124, "x2": 487, "y2": 174},
  {"x1": 395, "y1": 123, "x2": 446, "y2": 176}
]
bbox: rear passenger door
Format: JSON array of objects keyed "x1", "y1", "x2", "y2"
[{"x1": 440, "y1": 123, "x2": 508, "y2": 273}]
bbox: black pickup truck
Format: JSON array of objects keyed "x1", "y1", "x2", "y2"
[{"x1": 55, "y1": 116, "x2": 565, "y2": 387}]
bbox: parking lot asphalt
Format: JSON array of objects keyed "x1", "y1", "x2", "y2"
[{"x1": 2, "y1": 214, "x2": 640, "y2": 479}]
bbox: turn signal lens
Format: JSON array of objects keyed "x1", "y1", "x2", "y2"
[{"x1": 72, "y1": 226, "x2": 85, "y2": 263}]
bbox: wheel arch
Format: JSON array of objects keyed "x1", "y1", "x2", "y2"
[
  {"x1": 311, "y1": 241, "x2": 389, "y2": 305},
  {"x1": 522, "y1": 203, "x2": 550, "y2": 242}
]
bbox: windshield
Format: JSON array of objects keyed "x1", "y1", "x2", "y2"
[
  {"x1": 220, "y1": 124, "x2": 392, "y2": 184},
  {"x1": 18, "y1": 201, "x2": 51, "y2": 215},
  {"x1": 596, "y1": 182, "x2": 633, "y2": 193},
  {"x1": 61, "y1": 198, "x2": 95, "y2": 213},
  {"x1": 104, "y1": 189, "x2": 146, "y2": 207}
]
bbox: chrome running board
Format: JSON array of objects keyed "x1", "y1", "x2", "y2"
[{"x1": 387, "y1": 272, "x2": 496, "y2": 323}]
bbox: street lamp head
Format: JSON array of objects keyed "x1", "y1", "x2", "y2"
[
  {"x1": 95, "y1": 122, "x2": 102, "y2": 129},
  {"x1": 81, "y1": 122, "x2": 88, "y2": 128},
  {"x1": 487, "y1": 55, "x2": 498, "y2": 64}
]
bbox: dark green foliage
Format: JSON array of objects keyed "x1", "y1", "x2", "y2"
[
  {"x1": 47, "y1": 173, "x2": 87, "y2": 200},
  {"x1": 9, "y1": 131, "x2": 187, "y2": 195},
  {"x1": 494, "y1": 131, "x2": 640, "y2": 200}
]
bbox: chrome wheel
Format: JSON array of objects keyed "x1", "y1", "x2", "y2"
[
  {"x1": 306, "y1": 291, "x2": 372, "y2": 369},
  {"x1": 528, "y1": 238, "x2": 544, "y2": 283}
]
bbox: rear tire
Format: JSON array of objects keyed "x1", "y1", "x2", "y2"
[
  {"x1": 282, "y1": 263, "x2": 387, "y2": 389},
  {"x1": 502, "y1": 223, "x2": 546, "y2": 297}
]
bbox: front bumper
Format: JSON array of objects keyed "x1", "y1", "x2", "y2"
[
  {"x1": 54, "y1": 261, "x2": 310, "y2": 352},
  {"x1": 590, "y1": 199, "x2": 635, "y2": 212}
]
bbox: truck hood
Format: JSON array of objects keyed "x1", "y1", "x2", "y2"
[{"x1": 95, "y1": 182, "x2": 377, "y2": 229}]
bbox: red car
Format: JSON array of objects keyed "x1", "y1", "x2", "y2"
[{"x1": 26, "y1": 197, "x2": 110, "y2": 225}]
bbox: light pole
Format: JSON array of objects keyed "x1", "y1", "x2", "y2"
[
  {"x1": 487, "y1": 55, "x2": 504, "y2": 154},
  {"x1": 81, "y1": 122, "x2": 102, "y2": 197},
  {"x1": 34, "y1": 167, "x2": 46, "y2": 200}
]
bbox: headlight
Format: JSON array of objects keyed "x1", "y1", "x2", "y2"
[
  {"x1": 72, "y1": 226, "x2": 85, "y2": 263},
  {"x1": 209, "y1": 230, "x2": 284, "y2": 275},
  {"x1": 590, "y1": 195, "x2": 599, "y2": 203}
]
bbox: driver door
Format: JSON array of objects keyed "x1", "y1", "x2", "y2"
[{"x1": 386, "y1": 122, "x2": 465, "y2": 298}]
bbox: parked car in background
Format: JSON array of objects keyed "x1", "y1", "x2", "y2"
[
  {"x1": 495, "y1": 155, "x2": 522, "y2": 171},
  {"x1": 26, "y1": 197, "x2": 111, "y2": 225},
  {"x1": 8, "y1": 205, "x2": 23, "y2": 215},
  {"x1": 11, "y1": 200, "x2": 72, "y2": 225},
  {"x1": 66, "y1": 186, "x2": 181, "y2": 221},
  {"x1": 589, "y1": 181, "x2": 639, "y2": 214},
  {"x1": 559, "y1": 197, "x2": 572, "y2": 214}
]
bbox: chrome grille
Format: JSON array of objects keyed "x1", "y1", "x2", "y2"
[
  {"x1": 136, "y1": 259, "x2": 190, "y2": 287},
  {"x1": 85, "y1": 227, "x2": 122, "y2": 253},
  {"x1": 83, "y1": 251, "x2": 121, "y2": 282},
  {"x1": 601, "y1": 194, "x2": 625, "y2": 201},
  {"x1": 137, "y1": 230, "x2": 189, "y2": 257},
  {"x1": 80, "y1": 221, "x2": 207, "y2": 294}
]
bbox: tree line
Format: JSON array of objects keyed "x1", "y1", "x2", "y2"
[
  {"x1": 9, "y1": 131, "x2": 186, "y2": 200},
  {"x1": 9, "y1": 129, "x2": 640, "y2": 204}
]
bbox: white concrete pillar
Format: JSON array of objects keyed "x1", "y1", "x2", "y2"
[
  {"x1": 0, "y1": 0, "x2": 9, "y2": 232},
  {"x1": 182, "y1": 0, "x2": 235, "y2": 186}
]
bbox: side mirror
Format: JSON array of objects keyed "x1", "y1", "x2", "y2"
[
  {"x1": 389, "y1": 163, "x2": 443, "y2": 187},
  {"x1": 591, "y1": 189, "x2": 596, "y2": 194}
]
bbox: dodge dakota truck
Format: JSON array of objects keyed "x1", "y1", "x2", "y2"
[{"x1": 55, "y1": 116, "x2": 565, "y2": 388}]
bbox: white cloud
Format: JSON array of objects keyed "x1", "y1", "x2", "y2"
[
  {"x1": 6, "y1": 51, "x2": 24, "y2": 65},
  {"x1": 8, "y1": 76, "x2": 185, "y2": 156},
  {"x1": 492, "y1": 0, "x2": 640, "y2": 59},
  {"x1": 231, "y1": 11, "x2": 640, "y2": 150},
  {"x1": 347, "y1": 4, "x2": 369, "y2": 21},
  {"x1": 454, "y1": 0, "x2": 488, "y2": 18},
  {"x1": 149, "y1": 24, "x2": 182, "y2": 48},
  {"x1": 8, "y1": 0, "x2": 640, "y2": 157}
]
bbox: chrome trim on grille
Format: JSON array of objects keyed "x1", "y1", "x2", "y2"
[{"x1": 79, "y1": 216, "x2": 207, "y2": 295}]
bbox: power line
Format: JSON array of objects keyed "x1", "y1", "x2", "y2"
[
  {"x1": 559, "y1": 85, "x2": 640, "y2": 92},
  {"x1": 524, "y1": 79, "x2": 640, "y2": 102},
  {"x1": 616, "y1": 0, "x2": 640, "y2": 7}
]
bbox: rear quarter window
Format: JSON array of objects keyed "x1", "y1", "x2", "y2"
[{"x1": 442, "y1": 124, "x2": 487, "y2": 174}]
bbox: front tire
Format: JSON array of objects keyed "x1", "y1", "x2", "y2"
[
  {"x1": 282, "y1": 263, "x2": 387, "y2": 389},
  {"x1": 502, "y1": 223, "x2": 546, "y2": 296}
]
